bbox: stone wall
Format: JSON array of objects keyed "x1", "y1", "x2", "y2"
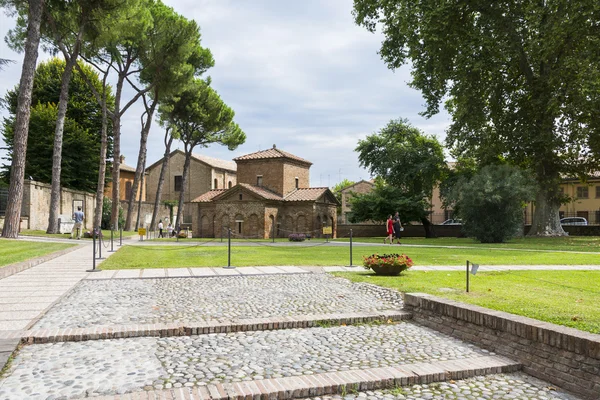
[
  {"x1": 283, "y1": 162, "x2": 310, "y2": 193},
  {"x1": 21, "y1": 180, "x2": 95, "y2": 230},
  {"x1": 403, "y1": 293, "x2": 600, "y2": 399},
  {"x1": 236, "y1": 159, "x2": 286, "y2": 195},
  {"x1": 119, "y1": 200, "x2": 172, "y2": 230}
]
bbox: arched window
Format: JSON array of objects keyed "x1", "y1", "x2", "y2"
[
  {"x1": 214, "y1": 178, "x2": 218, "y2": 189},
  {"x1": 228, "y1": 181, "x2": 232, "y2": 188}
]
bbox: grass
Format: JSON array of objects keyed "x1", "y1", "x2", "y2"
[
  {"x1": 335, "y1": 270, "x2": 600, "y2": 334},
  {"x1": 339, "y1": 236, "x2": 600, "y2": 252},
  {"x1": 20, "y1": 229, "x2": 139, "y2": 240},
  {"x1": 0, "y1": 239, "x2": 76, "y2": 267},
  {"x1": 99, "y1": 242, "x2": 600, "y2": 270}
]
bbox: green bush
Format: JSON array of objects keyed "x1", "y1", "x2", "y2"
[
  {"x1": 454, "y1": 165, "x2": 534, "y2": 243},
  {"x1": 101, "y1": 197, "x2": 125, "y2": 230}
]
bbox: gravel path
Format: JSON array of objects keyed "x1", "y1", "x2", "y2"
[
  {"x1": 33, "y1": 274, "x2": 403, "y2": 329},
  {"x1": 310, "y1": 373, "x2": 579, "y2": 399}
]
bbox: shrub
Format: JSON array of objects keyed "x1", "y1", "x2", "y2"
[
  {"x1": 453, "y1": 165, "x2": 534, "y2": 243},
  {"x1": 288, "y1": 233, "x2": 306, "y2": 242}
]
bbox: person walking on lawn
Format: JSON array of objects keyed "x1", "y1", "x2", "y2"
[
  {"x1": 384, "y1": 215, "x2": 394, "y2": 244},
  {"x1": 393, "y1": 211, "x2": 403, "y2": 244},
  {"x1": 158, "y1": 220, "x2": 164, "y2": 238},
  {"x1": 71, "y1": 206, "x2": 84, "y2": 239}
]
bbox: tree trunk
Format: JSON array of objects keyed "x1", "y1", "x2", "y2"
[
  {"x1": 150, "y1": 132, "x2": 173, "y2": 230},
  {"x1": 110, "y1": 77, "x2": 124, "y2": 230},
  {"x1": 528, "y1": 186, "x2": 566, "y2": 236},
  {"x1": 135, "y1": 164, "x2": 145, "y2": 230},
  {"x1": 2, "y1": 0, "x2": 45, "y2": 239},
  {"x1": 175, "y1": 147, "x2": 193, "y2": 231},
  {"x1": 47, "y1": 54, "x2": 79, "y2": 233},
  {"x1": 420, "y1": 216, "x2": 437, "y2": 238},
  {"x1": 125, "y1": 99, "x2": 157, "y2": 230},
  {"x1": 93, "y1": 86, "x2": 109, "y2": 230}
]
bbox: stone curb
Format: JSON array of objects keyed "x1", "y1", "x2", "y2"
[
  {"x1": 89, "y1": 355, "x2": 521, "y2": 400},
  {"x1": 0, "y1": 243, "x2": 85, "y2": 280},
  {"x1": 13, "y1": 310, "x2": 413, "y2": 344}
]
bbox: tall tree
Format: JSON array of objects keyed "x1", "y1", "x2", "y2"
[
  {"x1": 124, "y1": 1, "x2": 214, "y2": 230},
  {"x1": 1, "y1": 0, "x2": 45, "y2": 238},
  {"x1": 353, "y1": 0, "x2": 600, "y2": 236},
  {"x1": 355, "y1": 118, "x2": 447, "y2": 237},
  {"x1": 149, "y1": 124, "x2": 177, "y2": 230},
  {"x1": 161, "y1": 79, "x2": 246, "y2": 228},
  {"x1": 77, "y1": 0, "x2": 152, "y2": 230},
  {"x1": 2, "y1": 59, "x2": 114, "y2": 191}
]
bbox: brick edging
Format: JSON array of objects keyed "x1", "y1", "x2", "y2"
[
  {"x1": 403, "y1": 293, "x2": 600, "y2": 399},
  {"x1": 18, "y1": 310, "x2": 413, "y2": 344},
  {"x1": 0, "y1": 243, "x2": 84, "y2": 280},
  {"x1": 90, "y1": 355, "x2": 520, "y2": 400}
]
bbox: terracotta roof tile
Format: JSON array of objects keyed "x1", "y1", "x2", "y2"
[
  {"x1": 192, "y1": 153, "x2": 237, "y2": 171},
  {"x1": 191, "y1": 189, "x2": 227, "y2": 203},
  {"x1": 284, "y1": 188, "x2": 329, "y2": 202},
  {"x1": 238, "y1": 183, "x2": 283, "y2": 200},
  {"x1": 233, "y1": 146, "x2": 312, "y2": 165},
  {"x1": 119, "y1": 163, "x2": 137, "y2": 173}
]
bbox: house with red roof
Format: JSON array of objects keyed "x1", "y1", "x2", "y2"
[{"x1": 189, "y1": 145, "x2": 339, "y2": 238}]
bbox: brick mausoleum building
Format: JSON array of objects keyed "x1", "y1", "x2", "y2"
[{"x1": 189, "y1": 145, "x2": 339, "y2": 238}]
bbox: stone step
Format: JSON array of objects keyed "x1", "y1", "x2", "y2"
[
  {"x1": 20, "y1": 310, "x2": 412, "y2": 344},
  {"x1": 90, "y1": 355, "x2": 521, "y2": 400}
]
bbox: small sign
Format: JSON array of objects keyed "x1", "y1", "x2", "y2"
[
  {"x1": 322, "y1": 226, "x2": 332, "y2": 235},
  {"x1": 138, "y1": 228, "x2": 146, "y2": 236},
  {"x1": 470, "y1": 263, "x2": 480, "y2": 275}
]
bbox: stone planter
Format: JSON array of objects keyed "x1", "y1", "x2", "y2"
[{"x1": 369, "y1": 264, "x2": 408, "y2": 276}]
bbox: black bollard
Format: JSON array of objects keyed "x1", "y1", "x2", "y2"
[
  {"x1": 349, "y1": 229, "x2": 354, "y2": 267},
  {"x1": 109, "y1": 226, "x2": 115, "y2": 252},
  {"x1": 224, "y1": 228, "x2": 234, "y2": 269},
  {"x1": 86, "y1": 229, "x2": 101, "y2": 272},
  {"x1": 272, "y1": 223, "x2": 275, "y2": 243}
]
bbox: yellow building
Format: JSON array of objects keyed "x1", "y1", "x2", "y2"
[{"x1": 103, "y1": 156, "x2": 147, "y2": 202}]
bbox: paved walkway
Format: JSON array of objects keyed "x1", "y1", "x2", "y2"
[{"x1": 0, "y1": 238, "x2": 585, "y2": 400}]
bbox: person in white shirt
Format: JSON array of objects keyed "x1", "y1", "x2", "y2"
[
  {"x1": 158, "y1": 220, "x2": 164, "y2": 238},
  {"x1": 167, "y1": 223, "x2": 173, "y2": 238}
]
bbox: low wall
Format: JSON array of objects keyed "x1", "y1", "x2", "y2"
[{"x1": 403, "y1": 293, "x2": 600, "y2": 399}]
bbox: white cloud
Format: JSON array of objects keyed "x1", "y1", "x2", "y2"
[{"x1": 0, "y1": 0, "x2": 451, "y2": 188}]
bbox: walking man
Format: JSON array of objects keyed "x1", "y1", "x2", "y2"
[{"x1": 71, "y1": 206, "x2": 84, "y2": 239}]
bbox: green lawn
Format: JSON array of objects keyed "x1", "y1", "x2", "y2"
[
  {"x1": 20, "y1": 229, "x2": 139, "y2": 240},
  {"x1": 0, "y1": 239, "x2": 76, "y2": 267},
  {"x1": 335, "y1": 270, "x2": 600, "y2": 334},
  {"x1": 100, "y1": 243, "x2": 600, "y2": 269},
  {"x1": 339, "y1": 236, "x2": 600, "y2": 252}
]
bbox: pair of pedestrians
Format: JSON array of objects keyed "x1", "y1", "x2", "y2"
[{"x1": 384, "y1": 212, "x2": 403, "y2": 244}]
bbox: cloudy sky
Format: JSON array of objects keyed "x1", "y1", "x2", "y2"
[{"x1": 0, "y1": 0, "x2": 451, "y2": 188}]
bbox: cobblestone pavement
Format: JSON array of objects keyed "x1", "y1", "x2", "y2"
[
  {"x1": 310, "y1": 373, "x2": 578, "y2": 400},
  {"x1": 0, "y1": 338, "x2": 163, "y2": 400},
  {"x1": 0, "y1": 323, "x2": 489, "y2": 398},
  {"x1": 33, "y1": 274, "x2": 403, "y2": 329}
]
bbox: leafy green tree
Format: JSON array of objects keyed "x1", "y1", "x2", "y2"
[
  {"x1": 160, "y1": 78, "x2": 246, "y2": 227},
  {"x1": 124, "y1": 1, "x2": 214, "y2": 230},
  {"x1": 1, "y1": 0, "x2": 45, "y2": 239},
  {"x1": 353, "y1": 0, "x2": 600, "y2": 237},
  {"x1": 1, "y1": 58, "x2": 114, "y2": 191},
  {"x1": 451, "y1": 165, "x2": 535, "y2": 243},
  {"x1": 348, "y1": 181, "x2": 431, "y2": 228},
  {"x1": 355, "y1": 118, "x2": 447, "y2": 237}
]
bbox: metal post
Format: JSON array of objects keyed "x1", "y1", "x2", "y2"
[
  {"x1": 87, "y1": 229, "x2": 101, "y2": 272},
  {"x1": 344, "y1": 229, "x2": 355, "y2": 268},
  {"x1": 272, "y1": 222, "x2": 275, "y2": 243},
  {"x1": 120, "y1": 227, "x2": 123, "y2": 246},
  {"x1": 109, "y1": 226, "x2": 114, "y2": 252},
  {"x1": 97, "y1": 228, "x2": 104, "y2": 259},
  {"x1": 466, "y1": 260, "x2": 470, "y2": 293},
  {"x1": 224, "y1": 228, "x2": 235, "y2": 269}
]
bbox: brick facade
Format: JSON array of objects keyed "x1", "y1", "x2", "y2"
[
  {"x1": 146, "y1": 149, "x2": 236, "y2": 206},
  {"x1": 340, "y1": 180, "x2": 375, "y2": 224},
  {"x1": 189, "y1": 146, "x2": 338, "y2": 239}
]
